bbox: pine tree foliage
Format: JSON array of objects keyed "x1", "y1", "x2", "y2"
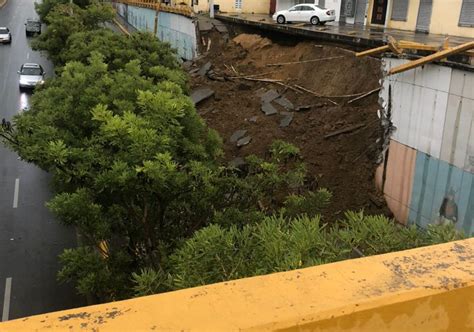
[{"x1": 164, "y1": 212, "x2": 464, "y2": 292}]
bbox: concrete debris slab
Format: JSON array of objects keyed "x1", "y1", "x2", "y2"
[
  {"x1": 260, "y1": 89, "x2": 280, "y2": 104},
  {"x1": 213, "y1": 22, "x2": 228, "y2": 33},
  {"x1": 229, "y1": 157, "x2": 246, "y2": 168},
  {"x1": 237, "y1": 136, "x2": 252, "y2": 147},
  {"x1": 274, "y1": 96, "x2": 294, "y2": 110},
  {"x1": 280, "y1": 112, "x2": 294, "y2": 128},
  {"x1": 230, "y1": 129, "x2": 248, "y2": 143},
  {"x1": 182, "y1": 61, "x2": 194, "y2": 71},
  {"x1": 191, "y1": 88, "x2": 215, "y2": 105},
  {"x1": 198, "y1": 20, "x2": 213, "y2": 32},
  {"x1": 198, "y1": 62, "x2": 212, "y2": 76},
  {"x1": 261, "y1": 102, "x2": 278, "y2": 116},
  {"x1": 248, "y1": 116, "x2": 258, "y2": 123}
]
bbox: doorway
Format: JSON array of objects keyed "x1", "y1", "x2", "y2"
[
  {"x1": 270, "y1": 0, "x2": 276, "y2": 14},
  {"x1": 354, "y1": 0, "x2": 367, "y2": 24},
  {"x1": 416, "y1": 0, "x2": 433, "y2": 32},
  {"x1": 370, "y1": 0, "x2": 388, "y2": 25}
]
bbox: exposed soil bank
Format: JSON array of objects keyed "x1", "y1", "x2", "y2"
[{"x1": 189, "y1": 30, "x2": 391, "y2": 222}]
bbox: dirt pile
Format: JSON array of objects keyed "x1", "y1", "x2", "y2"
[{"x1": 188, "y1": 30, "x2": 390, "y2": 222}]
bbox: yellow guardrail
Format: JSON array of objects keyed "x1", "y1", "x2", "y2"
[{"x1": 1, "y1": 238, "x2": 473, "y2": 331}]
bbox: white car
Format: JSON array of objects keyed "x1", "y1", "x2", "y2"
[
  {"x1": 18, "y1": 63, "x2": 45, "y2": 90},
  {"x1": 0, "y1": 27, "x2": 12, "y2": 44},
  {"x1": 273, "y1": 4, "x2": 336, "y2": 25}
]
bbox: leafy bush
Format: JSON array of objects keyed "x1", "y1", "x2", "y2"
[{"x1": 168, "y1": 212, "x2": 464, "y2": 291}]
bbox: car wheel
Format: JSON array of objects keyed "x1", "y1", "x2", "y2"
[
  {"x1": 310, "y1": 16, "x2": 320, "y2": 25},
  {"x1": 277, "y1": 15, "x2": 286, "y2": 24}
]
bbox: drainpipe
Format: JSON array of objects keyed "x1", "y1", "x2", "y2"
[{"x1": 210, "y1": 0, "x2": 214, "y2": 18}]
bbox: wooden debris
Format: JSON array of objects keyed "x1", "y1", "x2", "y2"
[
  {"x1": 324, "y1": 123, "x2": 365, "y2": 139},
  {"x1": 355, "y1": 45, "x2": 389, "y2": 57},
  {"x1": 442, "y1": 37, "x2": 450, "y2": 50},
  {"x1": 387, "y1": 35, "x2": 402, "y2": 55},
  {"x1": 356, "y1": 39, "x2": 474, "y2": 59},
  {"x1": 274, "y1": 82, "x2": 302, "y2": 94},
  {"x1": 113, "y1": 19, "x2": 130, "y2": 37},
  {"x1": 266, "y1": 55, "x2": 345, "y2": 67},
  {"x1": 294, "y1": 84, "x2": 338, "y2": 105},
  {"x1": 389, "y1": 41, "x2": 474, "y2": 75},
  {"x1": 228, "y1": 70, "x2": 281, "y2": 79},
  {"x1": 230, "y1": 64, "x2": 239, "y2": 75},
  {"x1": 347, "y1": 87, "x2": 382, "y2": 104},
  {"x1": 241, "y1": 77, "x2": 283, "y2": 83}
]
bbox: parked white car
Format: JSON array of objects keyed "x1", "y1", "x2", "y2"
[{"x1": 273, "y1": 4, "x2": 336, "y2": 25}]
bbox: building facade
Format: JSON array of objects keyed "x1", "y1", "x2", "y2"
[
  {"x1": 364, "y1": 0, "x2": 474, "y2": 37},
  {"x1": 188, "y1": 0, "x2": 272, "y2": 14}
]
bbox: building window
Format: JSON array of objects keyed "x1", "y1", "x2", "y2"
[
  {"x1": 391, "y1": 0, "x2": 409, "y2": 21},
  {"x1": 459, "y1": 0, "x2": 474, "y2": 27},
  {"x1": 235, "y1": 0, "x2": 242, "y2": 9}
]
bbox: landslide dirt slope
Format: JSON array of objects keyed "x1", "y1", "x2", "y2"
[{"x1": 189, "y1": 31, "x2": 390, "y2": 222}]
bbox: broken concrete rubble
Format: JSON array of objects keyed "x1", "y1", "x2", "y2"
[
  {"x1": 261, "y1": 102, "x2": 278, "y2": 116},
  {"x1": 198, "y1": 62, "x2": 212, "y2": 76},
  {"x1": 190, "y1": 88, "x2": 215, "y2": 105},
  {"x1": 280, "y1": 112, "x2": 294, "y2": 128},
  {"x1": 236, "y1": 136, "x2": 252, "y2": 147},
  {"x1": 274, "y1": 96, "x2": 294, "y2": 110},
  {"x1": 230, "y1": 129, "x2": 247, "y2": 143},
  {"x1": 198, "y1": 20, "x2": 213, "y2": 32},
  {"x1": 260, "y1": 89, "x2": 280, "y2": 104}
]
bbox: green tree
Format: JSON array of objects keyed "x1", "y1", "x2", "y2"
[
  {"x1": 60, "y1": 29, "x2": 181, "y2": 76},
  {"x1": 32, "y1": 2, "x2": 114, "y2": 65},
  {"x1": 5, "y1": 54, "x2": 221, "y2": 300},
  {"x1": 35, "y1": 0, "x2": 92, "y2": 23}
]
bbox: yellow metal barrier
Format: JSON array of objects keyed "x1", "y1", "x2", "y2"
[{"x1": 1, "y1": 238, "x2": 473, "y2": 331}]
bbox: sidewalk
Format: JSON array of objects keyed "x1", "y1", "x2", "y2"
[{"x1": 216, "y1": 13, "x2": 473, "y2": 49}]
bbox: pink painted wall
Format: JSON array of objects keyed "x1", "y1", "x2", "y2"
[{"x1": 376, "y1": 140, "x2": 416, "y2": 224}]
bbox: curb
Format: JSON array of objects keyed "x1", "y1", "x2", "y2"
[{"x1": 0, "y1": 0, "x2": 7, "y2": 9}]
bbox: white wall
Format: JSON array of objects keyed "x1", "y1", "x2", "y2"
[{"x1": 381, "y1": 58, "x2": 474, "y2": 173}]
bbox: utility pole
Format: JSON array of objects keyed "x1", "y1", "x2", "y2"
[{"x1": 209, "y1": 0, "x2": 214, "y2": 18}]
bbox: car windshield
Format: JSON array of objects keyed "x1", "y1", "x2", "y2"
[
  {"x1": 21, "y1": 67, "x2": 42, "y2": 75},
  {"x1": 0, "y1": 28, "x2": 8, "y2": 34}
]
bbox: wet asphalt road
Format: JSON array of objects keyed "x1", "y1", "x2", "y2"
[{"x1": 0, "y1": 0, "x2": 83, "y2": 321}]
